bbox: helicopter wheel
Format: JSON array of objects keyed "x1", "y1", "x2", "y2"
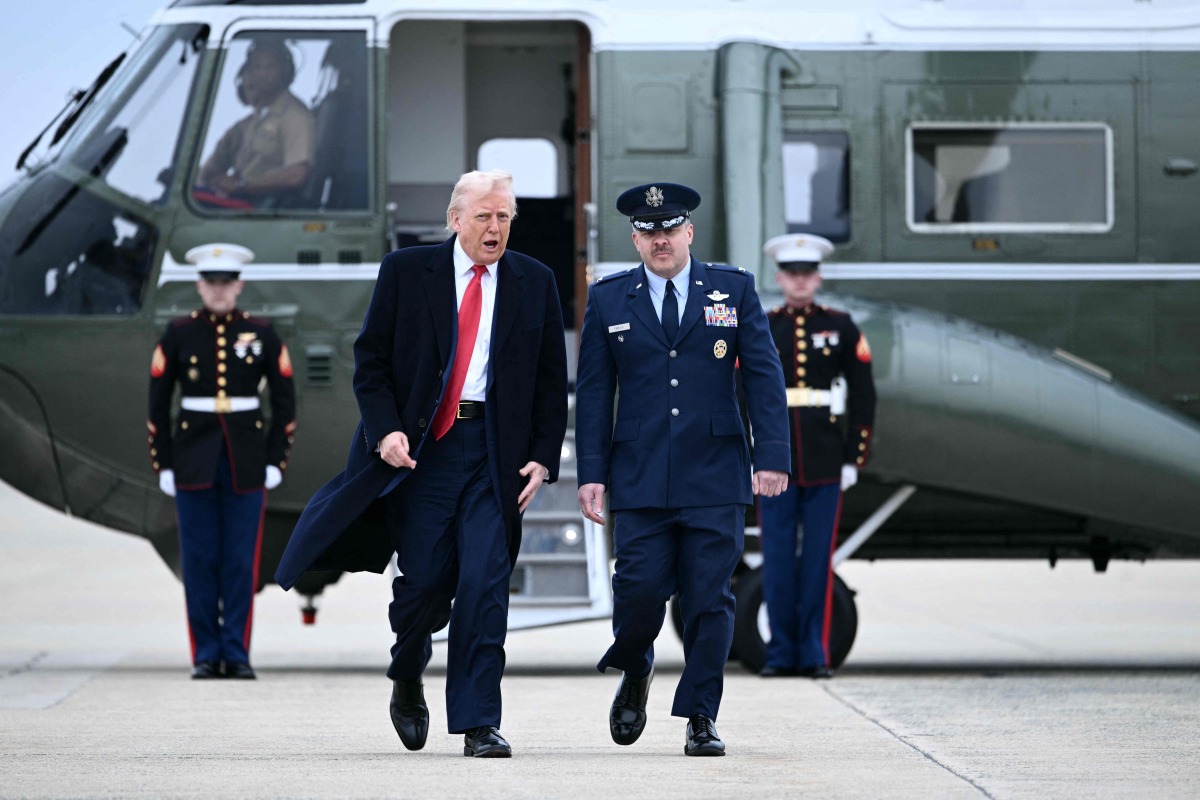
[{"x1": 731, "y1": 566, "x2": 858, "y2": 673}]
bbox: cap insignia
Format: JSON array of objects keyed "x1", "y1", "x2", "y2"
[{"x1": 645, "y1": 186, "x2": 664, "y2": 207}]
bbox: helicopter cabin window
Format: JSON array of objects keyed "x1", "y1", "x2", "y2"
[
  {"x1": 909, "y1": 124, "x2": 1112, "y2": 232},
  {"x1": 192, "y1": 31, "x2": 369, "y2": 213},
  {"x1": 782, "y1": 132, "x2": 851, "y2": 243},
  {"x1": 477, "y1": 138, "x2": 559, "y2": 198}
]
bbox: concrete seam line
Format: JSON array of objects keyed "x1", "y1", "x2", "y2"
[
  {"x1": 2, "y1": 650, "x2": 49, "y2": 678},
  {"x1": 821, "y1": 684, "x2": 998, "y2": 800}
]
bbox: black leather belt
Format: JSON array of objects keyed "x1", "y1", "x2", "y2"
[{"x1": 456, "y1": 400, "x2": 485, "y2": 419}]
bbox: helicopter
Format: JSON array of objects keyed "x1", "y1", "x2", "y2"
[{"x1": 2, "y1": 0, "x2": 1199, "y2": 671}]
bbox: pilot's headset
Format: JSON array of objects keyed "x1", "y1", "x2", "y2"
[{"x1": 235, "y1": 38, "x2": 297, "y2": 106}]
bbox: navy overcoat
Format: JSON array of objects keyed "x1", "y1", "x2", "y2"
[{"x1": 275, "y1": 236, "x2": 568, "y2": 589}]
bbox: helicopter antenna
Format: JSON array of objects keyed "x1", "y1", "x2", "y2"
[{"x1": 121, "y1": 22, "x2": 143, "y2": 43}]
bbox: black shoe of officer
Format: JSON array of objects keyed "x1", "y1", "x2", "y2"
[
  {"x1": 225, "y1": 662, "x2": 257, "y2": 680},
  {"x1": 760, "y1": 665, "x2": 797, "y2": 678},
  {"x1": 463, "y1": 726, "x2": 512, "y2": 758},
  {"x1": 609, "y1": 667, "x2": 653, "y2": 745},
  {"x1": 684, "y1": 715, "x2": 726, "y2": 757},
  {"x1": 190, "y1": 661, "x2": 222, "y2": 680},
  {"x1": 389, "y1": 679, "x2": 429, "y2": 751},
  {"x1": 797, "y1": 666, "x2": 835, "y2": 679}
]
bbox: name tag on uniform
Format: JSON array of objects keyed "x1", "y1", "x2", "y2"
[
  {"x1": 608, "y1": 323, "x2": 631, "y2": 333},
  {"x1": 704, "y1": 304, "x2": 738, "y2": 327}
]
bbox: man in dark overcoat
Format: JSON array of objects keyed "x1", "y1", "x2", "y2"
[{"x1": 275, "y1": 170, "x2": 568, "y2": 758}]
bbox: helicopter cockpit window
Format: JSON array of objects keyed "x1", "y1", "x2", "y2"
[
  {"x1": 909, "y1": 124, "x2": 1112, "y2": 232},
  {"x1": 54, "y1": 24, "x2": 208, "y2": 206},
  {"x1": 0, "y1": 173, "x2": 157, "y2": 315},
  {"x1": 782, "y1": 132, "x2": 851, "y2": 243},
  {"x1": 192, "y1": 31, "x2": 369, "y2": 213}
]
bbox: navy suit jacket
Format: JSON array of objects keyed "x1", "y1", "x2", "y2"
[
  {"x1": 575, "y1": 258, "x2": 789, "y2": 510},
  {"x1": 275, "y1": 237, "x2": 568, "y2": 589}
]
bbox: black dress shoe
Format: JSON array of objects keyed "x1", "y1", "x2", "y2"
[
  {"x1": 389, "y1": 680, "x2": 429, "y2": 751},
  {"x1": 685, "y1": 715, "x2": 725, "y2": 757},
  {"x1": 225, "y1": 662, "x2": 257, "y2": 680},
  {"x1": 797, "y1": 666, "x2": 835, "y2": 679},
  {"x1": 463, "y1": 726, "x2": 512, "y2": 758},
  {"x1": 760, "y1": 665, "x2": 797, "y2": 677},
  {"x1": 609, "y1": 667, "x2": 653, "y2": 745},
  {"x1": 190, "y1": 661, "x2": 221, "y2": 680}
]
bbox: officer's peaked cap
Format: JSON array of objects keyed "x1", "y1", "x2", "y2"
[
  {"x1": 617, "y1": 182, "x2": 701, "y2": 231},
  {"x1": 186, "y1": 243, "x2": 255, "y2": 281},
  {"x1": 763, "y1": 233, "x2": 834, "y2": 273}
]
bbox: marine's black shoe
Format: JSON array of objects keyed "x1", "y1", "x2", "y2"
[
  {"x1": 609, "y1": 667, "x2": 653, "y2": 745},
  {"x1": 225, "y1": 662, "x2": 257, "y2": 680},
  {"x1": 797, "y1": 666, "x2": 835, "y2": 679},
  {"x1": 760, "y1": 665, "x2": 797, "y2": 678},
  {"x1": 190, "y1": 661, "x2": 222, "y2": 680},
  {"x1": 389, "y1": 680, "x2": 430, "y2": 751},
  {"x1": 463, "y1": 726, "x2": 512, "y2": 758},
  {"x1": 684, "y1": 715, "x2": 726, "y2": 757}
]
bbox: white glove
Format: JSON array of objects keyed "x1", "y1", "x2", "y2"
[
  {"x1": 265, "y1": 465, "x2": 283, "y2": 490},
  {"x1": 158, "y1": 469, "x2": 176, "y2": 497},
  {"x1": 840, "y1": 464, "x2": 858, "y2": 492}
]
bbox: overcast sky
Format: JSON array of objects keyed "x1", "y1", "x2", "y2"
[{"x1": 3, "y1": 1, "x2": 166, "y2": 181}]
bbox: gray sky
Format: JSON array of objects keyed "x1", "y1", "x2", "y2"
[{"x1": 3, "y1": 1, "x2": 165, "y2": 180}]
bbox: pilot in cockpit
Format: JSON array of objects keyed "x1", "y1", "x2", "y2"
[{"x1": 195, "y1": 39, "x2": 314, "y2": 207}]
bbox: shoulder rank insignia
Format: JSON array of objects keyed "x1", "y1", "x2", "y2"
[
  {"x1": 856, "y1": 333, "x2": 872, "y2": 363},
  {"x1": 278, "y1": 344, "x2": 294, "y2": 378},
  {"x1": 150, "y1": 345, "x2": 166, "y2": 378}
]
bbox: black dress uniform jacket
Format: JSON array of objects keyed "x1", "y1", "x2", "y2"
[
  {"x1": 148, "y1": 309, "x2": 297, "y2": 491},
  {"x1": 768, "y1": 303, "x2": 875, "y2": 485}
]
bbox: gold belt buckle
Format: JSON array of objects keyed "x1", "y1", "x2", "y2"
[
  {"x1": 214, "y1": 396, "x2": 232, "y2": 414},
  {"x1": 456, "y1": 402, "x2": 470, "y2": 419}
]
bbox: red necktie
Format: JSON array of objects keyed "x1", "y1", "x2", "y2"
[{"x1": 432, "y1": 264, "x2": 487, "y2": 440}]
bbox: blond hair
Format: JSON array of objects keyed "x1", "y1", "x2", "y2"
[{"x1": 445, "y1": 170, "x2": 518, "y2": 231}]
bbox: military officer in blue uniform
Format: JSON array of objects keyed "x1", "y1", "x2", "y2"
[
  {"x1": 758, "y1": 234, "x2": 876, "y2": 679},
  {"x1": 148, "y1": 244, "x2": 297, "y2": 679},
  {"x1": 576, "y1": 183, "x2": 790, "y2": 756}
]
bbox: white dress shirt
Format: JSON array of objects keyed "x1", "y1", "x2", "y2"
[{"x1": 452, "y1": 239, "x2": 498, "y2": 402}]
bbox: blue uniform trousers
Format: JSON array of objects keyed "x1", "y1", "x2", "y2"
[
  {"x1": 759, "y1": 483, "x2": 842, "y2": 670},
  {"x1": 383, "y1": 417, "x2": 511, "y2": 734},
  {"x1": 598, "y1": 505, "x2": 744, "y2": 721},
  {"x1": 174, "y1": 451, "x2": 266, "y2": 667}
]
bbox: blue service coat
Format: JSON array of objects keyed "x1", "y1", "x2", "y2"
[
  {"x1": 274, "y1": 236, "x2": 568, "y2": 589},
  {"x1": 575, "y1": 258, "x2": 789, "y2": 509}
]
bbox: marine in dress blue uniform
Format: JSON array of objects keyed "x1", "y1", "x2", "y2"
[
  {"x1": 576, "y1": 183, "x2": 790, "y2": 756},
  {"x1": 147, "y1": 244, "x2": 296, "y2": 679},
  {"x1": 758, "y1": 234, "x2": 876, "y2": 678}
]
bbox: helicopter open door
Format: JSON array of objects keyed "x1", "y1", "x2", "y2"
[{"x1": 384, "y1": 18, "x2": 607, "y2": 632}]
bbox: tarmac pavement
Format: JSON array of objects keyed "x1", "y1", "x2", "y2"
[{"x1": 2, "y1": 480, "x2": 1199, "y2": 799}]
